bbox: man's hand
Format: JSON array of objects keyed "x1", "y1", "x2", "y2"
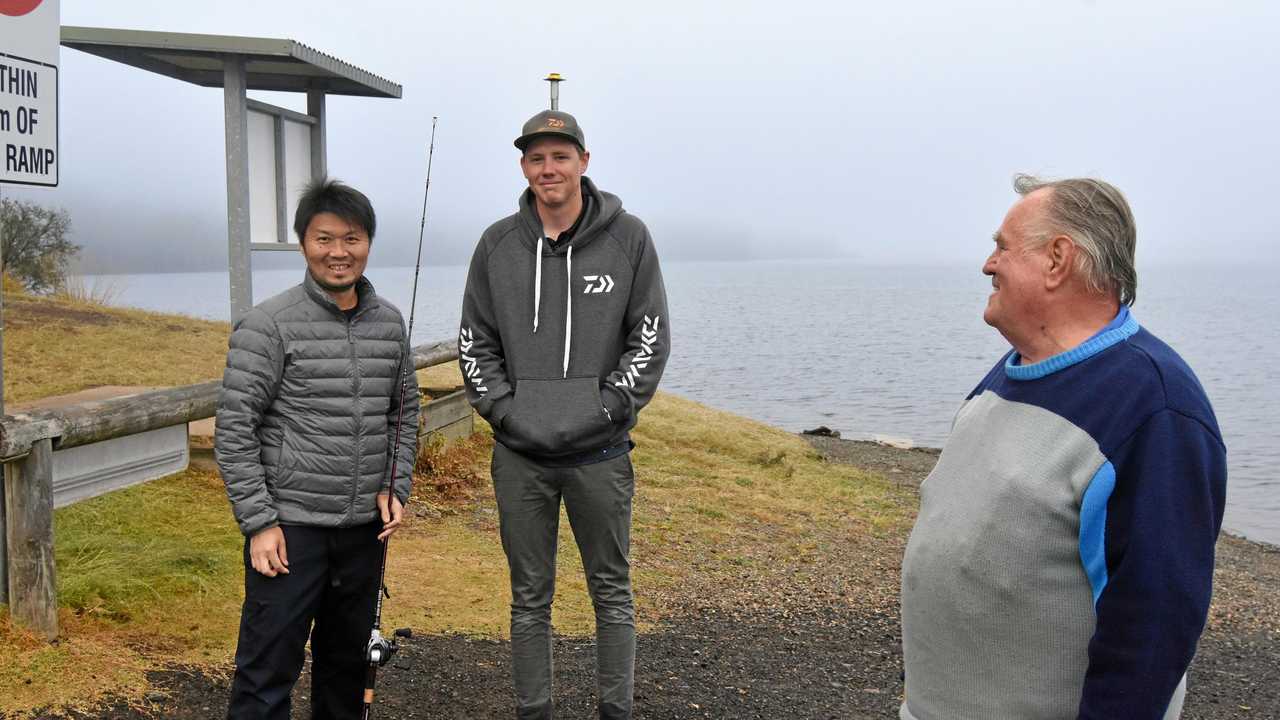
[
  {"x1": 377, "y1": 492, "x2": 404, "y2": 541},
  {"x1": 249, "y1": 526, "x2": 289, "y2": 577}
]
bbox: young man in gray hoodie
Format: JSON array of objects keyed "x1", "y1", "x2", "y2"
[{"x1": 459, "y1": 109, "x2": 669, "y2": 720}]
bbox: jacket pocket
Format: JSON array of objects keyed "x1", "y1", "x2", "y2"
[
  {"x1": 274, "y1": 425, "x2": 299, "y2": 491},
  {"x1": 502, "y1": 377, "x2": 614, "y2": 455}
]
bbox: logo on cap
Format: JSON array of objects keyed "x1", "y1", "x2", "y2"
[{"x1": 546, "y1": 118, "x2": 566, "y2": 129}]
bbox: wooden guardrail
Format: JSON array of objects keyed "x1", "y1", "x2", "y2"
[{"x1": 0, "y1": 339, "x2": 460, "y2": 639}]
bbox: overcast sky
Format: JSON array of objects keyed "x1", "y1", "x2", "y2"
[{"x1": 7, "y1": 0, "x2": 1279, "y2": 272}]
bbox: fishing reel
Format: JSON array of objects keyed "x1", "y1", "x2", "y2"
[{"x1": 365, "y1": 627, "x2": 413, "y2": 666}]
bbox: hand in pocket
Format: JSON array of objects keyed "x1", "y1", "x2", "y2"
[{"x1": 503, "y1": 377, "x2": 614, "y2": 454}]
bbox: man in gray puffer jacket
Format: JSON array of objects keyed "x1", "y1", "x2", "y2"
[
  {"x1": 460, "y1": 109, "x2": 669, "y2": 720},
  {"x1": 216, "y1": 179, "x2": 418, "y2": 720}
]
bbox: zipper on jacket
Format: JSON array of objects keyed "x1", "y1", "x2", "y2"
[{"x1": 347, "y1": 317, "x2": 363, "y2": 522}]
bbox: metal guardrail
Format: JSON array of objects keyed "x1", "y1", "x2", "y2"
[{"x1": 0, "y1": 338, "x2": 459, "y2": 639}]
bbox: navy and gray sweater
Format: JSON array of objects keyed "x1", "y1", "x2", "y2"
[
  {"x1": 458, "y1": 177, "x2": 669, "y2": 465},
  {"x1": 901, "y1": 307, "x2": 1226, "y2": 720}
]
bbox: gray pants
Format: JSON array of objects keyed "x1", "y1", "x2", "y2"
[{"x1": 492, "y1": 443, "x2": 636, "y2": 720}]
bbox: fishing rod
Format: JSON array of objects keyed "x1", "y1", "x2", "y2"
[{"x1": 362, "y1": 116, "x2": 439, "y2": 718}]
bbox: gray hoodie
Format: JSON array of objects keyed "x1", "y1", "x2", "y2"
[{"x1": 459, "y1": 177, "x2": 669, "y2": 463}]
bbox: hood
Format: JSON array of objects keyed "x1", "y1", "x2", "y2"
[
  {"x1": 516, "y1": 176, "x2": 624, "y2": 254},
  {"x1": 513, "y1": 176, "x2": 624, "y2": 379}
]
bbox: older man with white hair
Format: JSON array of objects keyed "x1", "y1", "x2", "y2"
[{"x1": 899, "y1": 175, "x2": 1227, "y2": 720}]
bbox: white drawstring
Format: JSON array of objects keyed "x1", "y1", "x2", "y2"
[
  {"x1": 533, "y1": 236, "x2": 544, "y2": 332},
  {"x1": 533, "y1": 235, "x2": 574, "y2": 376},
  {"x1": 563, "y1": 246, "x2": 573, "y2": 377}
]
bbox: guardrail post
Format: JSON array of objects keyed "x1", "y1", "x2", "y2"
[{"x1": 4, "y1": 437, "x2": 58, "y2": 639}]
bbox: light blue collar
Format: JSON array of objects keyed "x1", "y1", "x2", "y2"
[{"x1": 1005, "y1": 306, "x2": 1139, "y2": 381}]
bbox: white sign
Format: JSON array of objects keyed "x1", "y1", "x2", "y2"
[
  {"x1": 1, "y1": 0, "x2": 59, "y2": 186},
  {"x1": 248, "y1": 108, "x2": 313, "y2": 245}
]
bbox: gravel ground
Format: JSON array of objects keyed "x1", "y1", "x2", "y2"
[{"x1": 23, "y1": 438, "x2": 1279, "y2": 719}]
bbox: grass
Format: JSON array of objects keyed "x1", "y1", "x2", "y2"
[
  {"x1": 0, "y1": 294, "x2": 918, "y2": 716},
  {"x1": 2, "y1": 291, "x2": 230, "y2": 405},
  {"x1": 0, "y1": 469, "x2": 245, "y2": 713},
  {"x1": 52, "y1": 277, "x2": 125, "y2": 308},
  {"x1": 55, "y1": 469, "x2": 245, "y2": 627}
]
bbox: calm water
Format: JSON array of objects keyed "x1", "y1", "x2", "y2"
[{"x1": 82, "y1": 261, "x2": 1280, "y2": 546}]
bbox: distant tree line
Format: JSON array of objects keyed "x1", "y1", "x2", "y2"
[{"x1": 1, "y1": 198, "x2": 79, "y2": 294}]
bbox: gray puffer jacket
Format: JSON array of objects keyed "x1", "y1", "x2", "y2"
[{"x1": 215, "y1": 272, "x2": 418, "y2": 537}]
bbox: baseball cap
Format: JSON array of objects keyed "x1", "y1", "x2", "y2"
[{"x1": 514, "y1": 110, "x2": 586, "y2": 152}]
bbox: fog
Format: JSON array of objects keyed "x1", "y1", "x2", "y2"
[{"x1": 7, "y1": 0, "x2": 1278, "y2": 273}]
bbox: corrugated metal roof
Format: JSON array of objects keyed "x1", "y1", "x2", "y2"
[{"x1": 60, "y1": 26, "x2": 401, "y2": 98}]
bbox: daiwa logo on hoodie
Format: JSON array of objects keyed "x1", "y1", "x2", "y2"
[{"x1": 583, "y1": 274, "x2": 615, "y2": 294}]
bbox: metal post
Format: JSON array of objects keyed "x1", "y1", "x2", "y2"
[
  {"x1": 1, "y1": 186, "x2": 8, "y2": 606},
  {"x1": 307, "y1": 89, "x2": 327, "y2": 181},
  {"x1": 1, "y1": 184, "x2": 6, "y2": 417},
  {"x1": 273, "y1": 115, "x2": 287, "y2": 244},
  {"x1": 224, "y1": 56, "x2": 253, "y2": 323},
  {"x1": 5, "y1": 437, "x2": 58, "y2": 639},
  {"x1": 545, "y1": 73, "x2": 563, "y2": 111}
]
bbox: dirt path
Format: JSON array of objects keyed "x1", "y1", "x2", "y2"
[{"x1": 24, "y1": 438, "x2": 1279, "y2": 719}]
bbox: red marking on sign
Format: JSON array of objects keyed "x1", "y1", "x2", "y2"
[{"x1": 0, "y1": 0, "x2": 43, "y2": 17}]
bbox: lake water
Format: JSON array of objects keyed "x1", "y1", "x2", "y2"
[{"x1": 80, "y1": 260, "x2": 1280, "y2": 546}]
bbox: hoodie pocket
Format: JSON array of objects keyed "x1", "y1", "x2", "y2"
[{"x1": 502, "y1": 377, "x2": 614, "y2": 455}]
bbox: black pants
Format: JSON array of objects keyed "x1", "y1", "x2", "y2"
[{"x1": 226, "y1": 522, "x2": 382, "y2": 720}]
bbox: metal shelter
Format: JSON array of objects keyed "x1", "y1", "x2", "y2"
[{"x1": 60, "y1": 26, "x2": 402, "y2": 321}]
